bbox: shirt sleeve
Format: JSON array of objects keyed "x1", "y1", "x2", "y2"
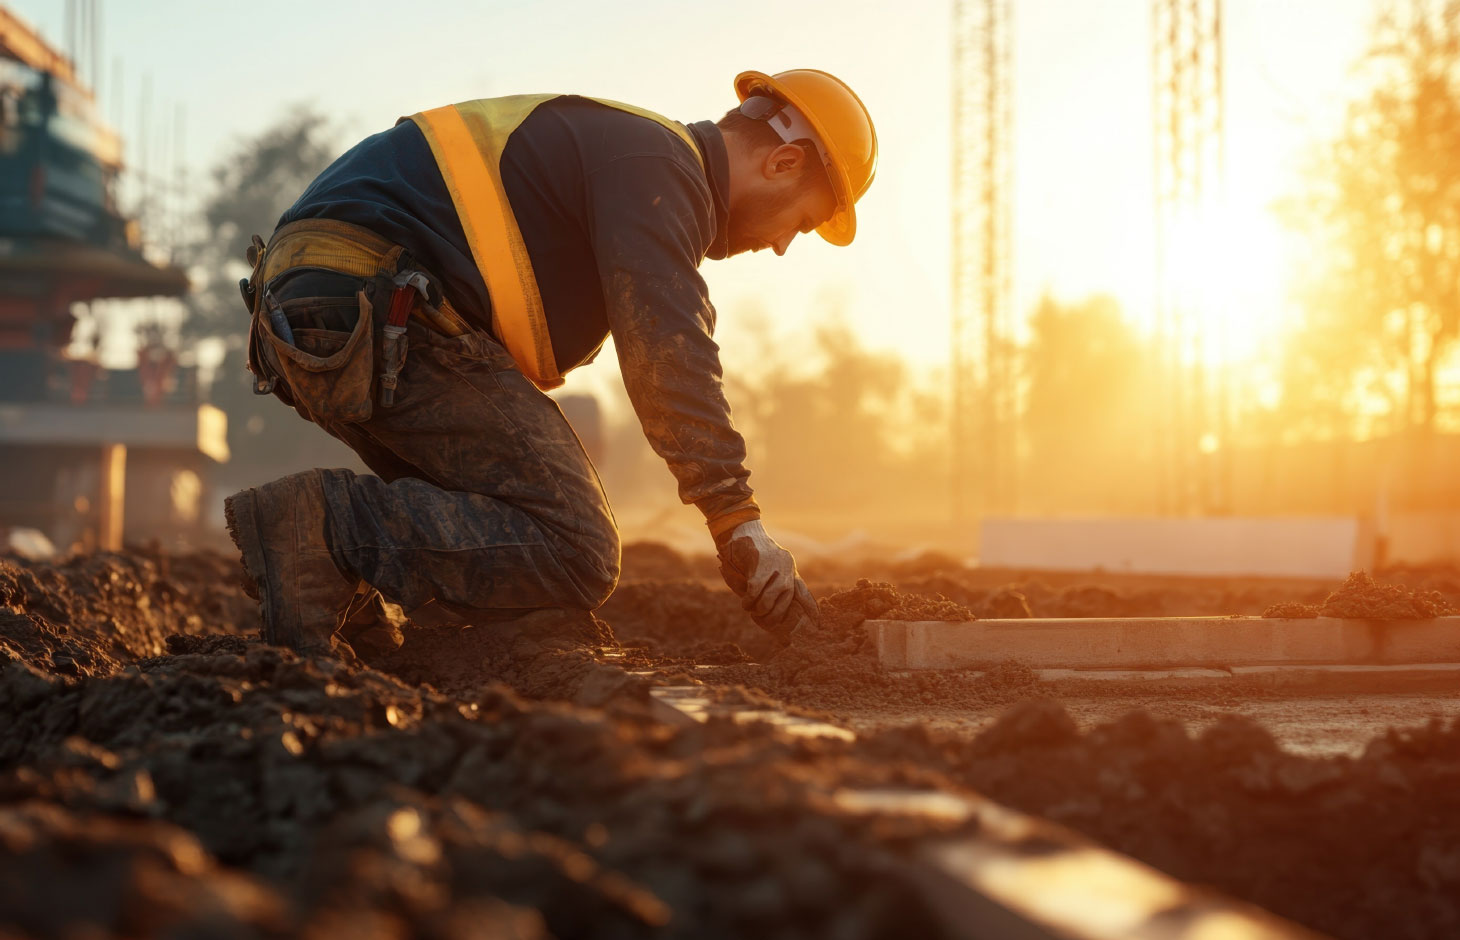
[{"x1": 587, "y1": 150, "x2": 761, "y2": 540}]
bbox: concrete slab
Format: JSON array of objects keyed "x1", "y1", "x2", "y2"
[
  {"x1": 1230, "y1": 662, "x2": 1460, "y2": 676},
  {"x1": 1389, "y1": 511, "x2": 1460, "y2": 566},
  {"x1": 1034, "y1": 667, "x2": 1235, "y2": 681},
  {"x1": 867, "y1": 616, "x2": 1460, "y2": 670},
  {"x1": 0, "y1": 402, "x2": 230, "y2": 462},
  {"x1": 837, "y1": 787, "x2": 1319, "y2": 939}
]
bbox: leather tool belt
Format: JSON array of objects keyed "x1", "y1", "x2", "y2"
[{"x1": 238, "y1": 219, "x2": 472, "y2": 420}]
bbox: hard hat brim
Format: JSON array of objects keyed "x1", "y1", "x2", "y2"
[{"x1": 735, "y1": 70, "x2": 857, "y2": 247}]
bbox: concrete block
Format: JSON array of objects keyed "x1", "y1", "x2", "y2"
[
  {"x1": 867, "y1": 616, "x2": 1460, "y2": 670},
  {"x1": 979, "y1": 516, "x2": 1370, "y2": 578}
]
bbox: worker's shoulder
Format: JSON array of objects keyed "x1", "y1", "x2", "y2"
[{"x1": 537, "y1": 95, "x2": 701, "y2": 166}]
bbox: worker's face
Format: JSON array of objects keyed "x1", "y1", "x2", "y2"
[{"x1": 725, "y1": 143, "x2": 838, "y2": 258}]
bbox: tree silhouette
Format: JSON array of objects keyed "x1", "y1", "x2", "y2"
[
  {"x1": 1021, "y1": 294, "x2": 1158, "y2": 513},
  {"x1": 1283, "y1": 0, "x2": 1460, "y2": 435},
  {"x1": 183, "y1": 107, "x2": 339, "y2": 343},
  {"x1": 179, "y1": 107, "x2": 363, "y2": 491}
]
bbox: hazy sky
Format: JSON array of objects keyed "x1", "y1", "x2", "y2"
[{"x1": 15, "y1": 0, "x2": 1378, "y2": 390}]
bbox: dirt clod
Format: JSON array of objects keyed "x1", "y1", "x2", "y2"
[
  {"x1": 1319, "y1": 571, "x2": 1457, "y2": 619},
  {"x1": 1264, "y1": 571, "x2": 1457, "y2": 619},
  {"x1": 1262, "y1": 601, "x2": 1321, "y2": 618}
]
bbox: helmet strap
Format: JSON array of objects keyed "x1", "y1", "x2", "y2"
[{"x1": 738, "y1": 95, "x2": 834, "y2": 173}]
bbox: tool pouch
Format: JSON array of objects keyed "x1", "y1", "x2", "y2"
[{"x1": 256, "y1": 288, "x2": 376, "y2": 424}]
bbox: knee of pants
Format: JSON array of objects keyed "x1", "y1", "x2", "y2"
[{"x1": 564, "y1": 520, "x2": 620, "y2": 610}]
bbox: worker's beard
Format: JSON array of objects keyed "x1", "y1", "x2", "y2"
[{"x1": 721, "y1": 188, "x2": 789, "y2": 258}]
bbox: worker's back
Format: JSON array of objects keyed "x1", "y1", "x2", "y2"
[{"x1": 278, "y1": 97, "x2": 726, "y2": 374}]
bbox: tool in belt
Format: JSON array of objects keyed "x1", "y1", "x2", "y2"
[
  {"x1": 380, "y1": 270, "x2": 430, "y2": 407},
  {"x1": 239, "y1": 221, "x2": 471, "y2": 406}
]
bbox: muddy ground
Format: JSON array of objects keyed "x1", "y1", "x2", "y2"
[{"x1": 3, "y1": 543, "x2": 1459, "y2": 939}]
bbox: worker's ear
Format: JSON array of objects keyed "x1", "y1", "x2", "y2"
[{"x1": 763, "y1": 142, "x2": 809, "y2": 180}]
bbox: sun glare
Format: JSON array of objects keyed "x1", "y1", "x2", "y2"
[{"x1": 1162, "y1": 196, "x2": 1290, "y2": 371}]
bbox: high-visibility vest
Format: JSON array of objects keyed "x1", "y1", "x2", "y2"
[{"x1": 404, "y1": 95, "x2": 706, "y2": 391}]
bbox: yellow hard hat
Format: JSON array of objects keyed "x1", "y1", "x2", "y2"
[{"x1": 734, "y1": 69, "x2": 878, "y2": 247}]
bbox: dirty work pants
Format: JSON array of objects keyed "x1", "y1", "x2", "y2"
[{"x1": 263, "y1": 272, "x2": 619, "y2": 621}]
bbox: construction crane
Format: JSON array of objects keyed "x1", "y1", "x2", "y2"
[
  {"x1": 1152, "y1": 0, "x2": 1226, "y2": 514},
  {"x1": 952, "y1": 0, "x2": 1227, "y2": 525},
  {"x1": 950, "y1": 0, "x2": 1015, "y2": 526}
]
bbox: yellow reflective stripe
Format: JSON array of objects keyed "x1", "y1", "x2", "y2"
[
  {"x1": 408, "y1": 95, "x2": 706, "y2": 390},
  {"x1": 414, "y1": 103, "x2": 560, "y2": 387}
]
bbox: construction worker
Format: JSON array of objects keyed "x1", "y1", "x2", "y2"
[{"x1": 226, "y1": 69, "x2": 878, "y2": 658}]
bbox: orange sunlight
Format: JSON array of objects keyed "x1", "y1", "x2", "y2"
[{"x1": 1164, "y1": 196, "x2": 1291, "y2": 369}]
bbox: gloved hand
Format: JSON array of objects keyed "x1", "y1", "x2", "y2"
[{"x1": 716, "y1": 520, "x2": 820, "y2": 638}]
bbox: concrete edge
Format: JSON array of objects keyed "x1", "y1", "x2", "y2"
[
  {"x1": 866, "y1": 616, "x2": 1460, "y2": 670},
  {"x1": 648, "y1": 682, "x2": 1319, "y2": 937},
  {"x1": 647, "y1": 684, "x2": 854, "y2": 741},
  {"x1": 1036, "y1": 663, "x2": 1460, "y2": 682},
  {"x1": 836, "y1": 787, "x2": 1321, "y2": 940}
]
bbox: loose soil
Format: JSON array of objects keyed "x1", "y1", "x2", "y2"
[
  {"x1": 861, "y1": 700, "x2": 1460, "y2": 940},
  {"x1": 1264, "y1": 570, "x2": 1459, "y2": 619},
  {"x1": 676, "y1": 580, "x2": 1038, "y2": 714},
  {"x1": 4, "y1": 543, "x2": 1460, "y2": 938},
  {"x1": 0, "y1": 550, "x2": 252, "y2": 677}
]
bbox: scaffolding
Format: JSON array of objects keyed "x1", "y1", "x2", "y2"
[
  {"x1": 951, "y1": 0, "x2": 1015, "y2": 524},
  {"x1": 1152, "y1": 0, "x2": 1226, "y2": 514}
]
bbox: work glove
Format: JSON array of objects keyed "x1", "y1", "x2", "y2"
[{"x1": 716, "y1": 520, "x2": 820, "y2": 638}]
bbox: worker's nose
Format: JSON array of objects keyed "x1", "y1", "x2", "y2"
[{"x1": 771, "y1": 231, "x2": 796, "y2": 256}]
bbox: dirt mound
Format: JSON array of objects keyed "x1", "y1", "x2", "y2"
[
  {"x1": 980, "y1": 587, "x2": 1032, "y2": 618},
  {"x1": 886, "y1": 549, "x2": 969, "y2": 579},
  {"x1": 0, "y1": 801, "x2": 293, "y2": 938},
  {"x1": 698, "y1": 580, "x2": 1032, "y2": 714},
  {"x1": 1, "y1": 640, "x2": 964, "y2": 938},
  {"x1": 8, "y1": 550, "x2": 1460, "y2": 939},
  {"x1": 892, "y1": 575, "x2": 1237, "y2": 619},
  {"x1": 0, "y1": 550, "x2": 251, "y2": 677},
  {"x1": 619, "y1": 541, "x2": 698, "y2": 582},
  {"x1": 1263, "y1": 571, "x2": 1458, "y2": 619},
  {"x1": 885, "y1": 572, "x2": 1358, "y2": 620},
  {"x1": 880, "y1": 587, "x2": 975, "y2": 622},
  {"x1": 369, "y1": 610, "x2": 629, "y2": 704},
  {"x1": 863, "y1": 700, "x2": 1460, "y2": 940},
  {"x1": 601, "y1": 580, "x2": 774, "y2": 663},
  {"x1": 1262, "y1": 601, "x2": 1322, "y2": 618},
  {"x1": 1320, "y1": 571, "x2": 1456, "y2": 619},
  {"x1": 601, "y1": 578, "x2": 974, "y2": 671},
  {"x1": 1029, "y1": 582, "x2": 1160, "y2": 617}
]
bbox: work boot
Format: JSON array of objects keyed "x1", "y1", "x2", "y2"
[
  {"x1": 339, "y1": 587, "x2": 408, "y2": 658},
  {"x1": 224, "y1": 469, "x2": 361, "y2": 656}
]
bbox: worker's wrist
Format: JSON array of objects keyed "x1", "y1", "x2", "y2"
[{"x1": 708, "y1": 506, "x2": 762, "y2": 547}]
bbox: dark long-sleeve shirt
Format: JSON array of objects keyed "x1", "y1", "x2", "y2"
[{"x1": 278, "y1": 97, "x2": 757, "y2": 531}]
